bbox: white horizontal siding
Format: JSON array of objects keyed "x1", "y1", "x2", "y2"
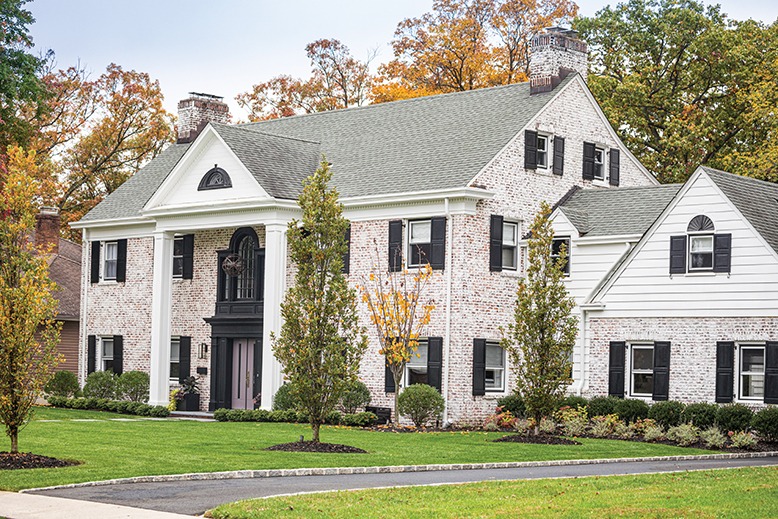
[{"x1": 599, "y1": 173, "x2": 778, "y2": 318}]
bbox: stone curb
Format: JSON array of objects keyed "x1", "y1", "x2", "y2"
[{"x1": 21, "y1": 450, "x2": 778, "y2": 494}]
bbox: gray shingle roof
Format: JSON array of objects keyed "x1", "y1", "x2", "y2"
[
  {"x1": 558, "y1": 184, "x2": 682, "y2": 236},
  {"x1": 80, "y1": 143, "x2": 190, "y2": 221},
  {"x1": 702, "y1": 166, "x2": 778, "y2": 254}
]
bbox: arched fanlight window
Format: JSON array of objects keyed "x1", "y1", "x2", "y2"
[
  {"x1": 687, "y1": 215, "x2": 715, "y2": 270},
  {"x1": 198, "y1": 165, "x2": 232, "y2": 191},
  {"x1": 687, "y1": 215, "x2": 714, "y2": 233}
]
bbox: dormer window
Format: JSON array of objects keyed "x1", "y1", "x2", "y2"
[
  {"x1": 198, "y1": 165, "x2": 232, "y2": 191},
  {"x1": 669, "y1": 215, "x2": 731, "y2": 274},
  {"x1": 687, "y1": 214, "x2": 714, "y2": 271}
]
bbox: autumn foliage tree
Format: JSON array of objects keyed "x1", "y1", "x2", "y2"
[
  {"x1": 237, "y1": 39, "x2": 374, "y2": 121},
  {"x1": 502, "y1": 202, "x2": 577, "y2": 435},
  {"x1": 359, "y1": 249, "x2": 435, "y2": 422},
  {"x1": 272, "y1": 159, "x2": 367, "y2": 443},
  {"x1": 0, "y1": 147, "x2": 61, "y2": 453}
]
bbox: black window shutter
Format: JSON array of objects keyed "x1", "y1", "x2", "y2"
[
  {"x1": 583, "y1": 142, "x2": 596, "y2": 180},
  {"x1": 430, "y1": 217, "x2": 446, "y2": 270},
  {"x1": 388, "y1": 220, "x2": 403, "y2": 272},
  {"x1": 116, "y1": 239, "x2": 128, "y2": 282},
  {"x1": 652, "y1": 341, "x2": 671, "y2": 401},
  {"x1": 87, "y1": 335, "x2": 96, "y2": 374},
  {"x1": 552, "y1": 136, "x2": 565, "y2": 176},
  {"x1": 427, "y1": 337, "x2": 443, "y2": 392},
  {"x1": 713, "y1": 233, "x2": 731, "y2": 273},
  {"x1": 489, "y1": 215, "x2": 503, "y2": 272},
  {"x1": 385, "y1": 364, "x2": 396, "y2": 393},
  {"x1": 524, "y1": 130, "x2": 538, "y2": 169},
  {"x1": 182, "y1": 234, "x2": 195, "y2": 279},
  {"x1": 90, "y1": 242, "x2": 100, "y2": 283},
  {"x1": 608, "y1": 341, "x2": 626, "y2": 398},
  {"x1": 765, "y1": 341, "x2": 778, "y2": 404},
  {"x1": 609, "y1": 148, "x2": 620, "y2": 186},
  {"x1": 669, "y1": 236, "x2": 687, "y2": 274},
  {"x1": 472, "y1": 339, "x2": 486, "y2": 396},
  {"x1": 179, "y1": 336, "x2": 192, "y2": 383},
  {"x1": 342, "y1": 224, "x2": 351, "y2": 274},
  {"x1": 113, "y1": 335, "x2": 124, "y2": 375},
  {"x1": 715, "y1": 341, "x2": 735, "y2": 403}
]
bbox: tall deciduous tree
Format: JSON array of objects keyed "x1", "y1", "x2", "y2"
[
  {"x1": 272, "y1": 159, "x2": 367, "y2": 443},
  {"x1": 359, "y1": 249, "x2": 435, "y2": 422},
  {"x1": 237, "y1": 39, "x2": 374, "y2": 121},
  {"x1": 575, "y1": 0, "x2": 778, "y2": 183},
  {"x1": 502, "y1": 202, "x2": 577, "y2": 435},
  {"x1": 0, "y1": 147, "x2": 61, "y2": 453}
]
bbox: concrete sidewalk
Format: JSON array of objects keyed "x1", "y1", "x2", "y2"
[{"x1": 0, "y1": 491, "x2": 193, "y2": 519}]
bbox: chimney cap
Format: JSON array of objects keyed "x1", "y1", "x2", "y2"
[
  {"x1": 39, "y1": 206, "x2": 60, "y2": 216},
  {"x1": 544, "y1": 26, "x2": 579, "y2": 38},
  {"x1": 187, "y1": 92, "x2": 224, "y2": 102}
]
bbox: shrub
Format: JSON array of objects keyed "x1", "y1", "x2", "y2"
[
  {"x1": 590, "y1": 414, "x2": 620, "y2": 438},
  {"x1": 642, "y1": 423, "x2": 665, "y2": 442},
  {"x1": 539, "y1": 416, "x2": 556, "y2": 434},
  {"x1": 631, "y1": 418, "x2": 659, "y2": 436},
  {"x1": 556, "y1": 396, "x2": 588, "y2": 411},
  {"x1": 252, "y1": 409, "x2": 271, "y2": 422},
  {"x1": 46, "y1": 395, "x2": 66, "y2": 407},
  {"x1": 587, "y1": 396, "x2": 620, "y2": 417},
  {"x1": 339, "y1": 380, "x2": 371, "y2": 414},
  {"x1": 514, "y1": 418, "x2": 532, "y2": 435},
  {"x1": 729, "y1": 431, "x2": 758, "y2": 450},
  {"x1": 44, "y1": 370, "x2": 80, "y2": 397},
  {"x1": 341, "y1": 412, "x2": 377, "y2": 427},
  {"x1": 614, "y1": 399, "x2": 649, "y2": 424},
  {"x1": 496, "y1": 394, "x2": 525, "y2": 418},
  {"x1": 83, "y1": 371, "x2": 117, "y2": 399},
  {"x1": 613, "y1": 421, "x2": 635, "y2": 439},
  {"x1": 751, "y1": 407, "x2": 778, "y2": 442},
  {"x1": 484, "y1": 406, "x2": 518, "y2": 430},
  {"x1": 648, "y1": 401, "x2": 686, "y2": 428},
  {"x1": 716, "y1": 404, "x2": 754, "y2": 433},
  {"x1": 555, "y1": 406, "x2": 588, "y2": 437},
  {"x1": 681, "y1": 403, "x2": 718, "y2": 429},
  {"x1": 272, "y1": 383, "x2": 299, "y2": 411},
  {"x1": 149, "y1": 406, "x2": 170, "y2": 418},
  {"x1": 397, "y1": 384, "x2": 444, "y2": 427},
  {"x1": 667, "y1": 423, "x2": 700, "y2": 447},
  {"x1": 116, "y1": 371, "x2": 149, "y2": 402},
  {"x1": 700, "y1": 426, "x2": 727, "y2": 449},
  {"x1": 213, "y1": 408, "x2": 229, "y2": 422}
]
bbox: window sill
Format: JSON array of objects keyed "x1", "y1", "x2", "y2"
[
  {"x1": 97, "y1": 280, "x2": 119, "y2": 286},
  {"x1": 500, "y1": 269, "x2": 522, "y2": 278},
  {"x1": 684, "y1": 271, "x2": 717, "y2": 277}
]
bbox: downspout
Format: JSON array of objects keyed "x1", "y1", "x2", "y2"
[
  {"x1": 79, "y1": 228, "x2": 89, "y2": 386},
  {"x1": 442, "y1": 198, "x2": 453, "y2": 426}
]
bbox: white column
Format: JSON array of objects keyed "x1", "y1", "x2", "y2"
[
  {"x1": 260, "y1": 222, "x2": 288, "y2": 410},
  {"x1": 149, "y1": 231, "x2": 174, "y2": 406}
]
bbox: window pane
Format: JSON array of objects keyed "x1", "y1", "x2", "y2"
[
  {"x1": 633, "y1": 373, "x2": 653, "y2": 395},
  {"x1": 742, "y1": 374, "x2": 764, "y2": 398},
  {"x1": 502, "y1": 222, "x2": 517, "y2": 246},
  {"x1": 103, "y1": 359, "x2": 114, "y2": 372},
  {"x1": 102, "y1": 340, "x2": 113, "y2": 358},
  {"x1": 410, "y1": 221, "x2": 431, "y2": 243},
  {"x1": 173, "y1": 238, "x2": 184, "y2": 256},
  {"x1": 690, "y1": 236, "x2": 713, "y2": 252},
  {"x1": 170, "y1": 340, "x2": 180, "y2": 363},
  {"x1": 485, "y1": 369, "x2": 503, "y2": 390},
  {"x1": 173, "y1": 257, "x2": 184, "y2": 277},
  {"x1": 410, "y1": 243, "x2": 431, "y2": 266},
  {"x1": 742, "y1": 349, "x2": 765, "y2": 372},
  {"x1": 237, "y1": 236, "x2": 255, "y2": 300},
  {"x1": 408, "y1": 343, "x2": 428, "y2": 367},
  {"x1": 537, "y1": 136, "x2": 547, "y2": 151},
  {"x1": 104, "y1": 260, "x2": 117, "y2": 279},
  {"x1": 501, "y1": 247, "x2": 516, "y2": 269},
  {"x1": 690, "y1": 252, "x2": 713, "y2": 269},
  {"x1": 632, "y1": 347, "x2": 653, "y2": 370},
  {"x1": 486, "y1": 344, "x2": 503, "y2": 367},
  {"x1": 104, "y1": 242, "x2": 117, "y2": 260},
  {"x1": 407, "y1": 367, "x2": 428, "y2": 385},
  {"x1": 170, "y1": 362, "x2": 180, "y2": 380}
]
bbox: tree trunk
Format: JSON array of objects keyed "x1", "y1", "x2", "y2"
[
  {"x1": 10, "y1": 426, "x2": 18, "y2": 454},
  {"x1": 311, "y1": 422, "x2": 320, "y2": 443}
]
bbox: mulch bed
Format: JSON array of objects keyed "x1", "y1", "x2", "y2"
[
  {"x1": 493, "y1": 434, "x2": 582, "y2": 445},
  {"x1": 0, "y1": 452, "x2": 79, "y2": 470},
  {"x1": 265, "y1": 441, "x2": 367, "y2": 453}
]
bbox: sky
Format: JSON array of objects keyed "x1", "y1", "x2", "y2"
[{"x1": 27, "y1": 0, "x2": 778, "y2": 119}]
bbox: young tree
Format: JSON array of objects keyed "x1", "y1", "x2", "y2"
[
  {"x1": 359, "y1": 248, "x2": 435, "y2": 422},
  {"x1": 502, "y1": 201, "x2": 577, "y2": 435},
  {"x1": 272, "y1": 159, "x2": 367, "y2": 443},
  {"x1": 0, "y1": 147, "x2": 61, "y2": 453}
]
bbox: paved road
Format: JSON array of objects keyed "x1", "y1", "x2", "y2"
[{"x1": 32, "y1": 457, "x2": 778, "y2": 516}]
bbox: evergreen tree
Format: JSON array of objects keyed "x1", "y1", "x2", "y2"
[
  {"x1": 272, "y1": 159, "x2": 367, "y2": 443},
  {"x1": 502, "y1": 201, "x2": 577, "y2": 435}
]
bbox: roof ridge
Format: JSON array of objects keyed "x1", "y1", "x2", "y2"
[
  {"x1": 212, "y1": 122, "x2": 322, "y2": 146},
  {"x1": 703, "y1": 166, "x2": 778, "y2": 190}
]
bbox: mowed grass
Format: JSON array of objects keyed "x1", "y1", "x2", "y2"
[
  {"x1": 208, "y1": 467, "x2": 778, "y2": 519},
  {"x1": 1, "y1": 407, "x2": 712, "y2": 491}
]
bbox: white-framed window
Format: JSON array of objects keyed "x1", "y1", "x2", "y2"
[
  {"x1": 170, "y1": 338, "x2": 180, "y2": 380},
  {"x1": 629, "y1": 343, "x2": 654, "y2": 397},
  {"x1": 536, "y1": 134, "x2": 549, "y2": 169},
  {"x1": 593, "y1": 146, "x2": 605, "y2": 180},
  {"x1": 551, "y1": 237, "x2": 571, "y2": 275},
  {"x1": 405, "y1": 339, "x2": 429, "y2": 386},
  {"x1": 501, "y1": 221, "x2": 519, "y2": 270},
  {"x1": 100, "y1": 336, "x2": 115, "y2": 372},
  {"x1": 172, "y1": 237, "x2": 184, "y2": 278},
  {"x1": 738, "y1": 344, "x2": 765, "y2": 400},
  {"x1": 689, "y1": 234, "x2": 714, "y2": 271},
  {"x1": 103, "y1": 241, "x2": 118, "y2": 281},
  {"x1": 485, "y1": 341, "x2": 505, "y2": 392},
  {"x1": 408, "y1": 220, "x2": 432, "y2": 267}
]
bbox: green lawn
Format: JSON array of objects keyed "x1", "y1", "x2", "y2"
[
  {"x1": 1, "y1": 407, "x2": 712, "y2": 491},
  {"x1": 208, "y1": 466, "x2": 778, "y2": 518}
]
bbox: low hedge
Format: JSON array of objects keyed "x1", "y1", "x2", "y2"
[
  {"x1": 213, "y1": 408, "x2": 377, "y2": 426},
  {"x1": 46, "y1": 395, "x2": 170, "y2": 417}
]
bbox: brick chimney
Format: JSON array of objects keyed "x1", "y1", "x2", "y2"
[
  {"x1": 177, "y1": 92, "x2": 230, "y2": 144},
  {"x1": 35, "y1": 206, "x2": 60, "y2": 254},
  {"x1": 529, "y1": 27, "x2": 588, "y2": 95}
]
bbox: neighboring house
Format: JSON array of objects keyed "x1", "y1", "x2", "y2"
[
  {"x1": 34, "y1": 207, "x2": 82, "y2": 373},
  {"x1": 72, "y1": 28, "x2": 657, "y2": 423},
  {"x1": 552, "y1": 166, "x2": 778, "y2": 408}
]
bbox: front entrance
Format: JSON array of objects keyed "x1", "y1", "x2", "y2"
[{"x1": 231, "y1": 339, "x2": 254, "y2": 409}]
